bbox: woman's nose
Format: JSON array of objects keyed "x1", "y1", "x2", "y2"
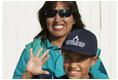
[{"x1": 54, "y1": 13, "x2": 61, "y2": 22}]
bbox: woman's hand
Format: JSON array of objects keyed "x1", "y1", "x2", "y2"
[{"x1": 26, "y1": 47, "x2": 50, "y2": 76}]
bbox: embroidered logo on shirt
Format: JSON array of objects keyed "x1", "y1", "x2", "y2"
[{"x1": 66, "y1": 36, "x2": 85, "y2": 48}]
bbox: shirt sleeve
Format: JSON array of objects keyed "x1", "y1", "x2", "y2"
[{"x1": 12, "y1": 49, "x2": 28, "y2": 79}]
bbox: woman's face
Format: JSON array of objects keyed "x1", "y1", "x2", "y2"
[{"x1": 46, "y1": 2, "x2": 75, "y2": 39}]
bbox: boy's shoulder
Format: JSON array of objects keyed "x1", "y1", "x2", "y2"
[
  {"x1": 89, "y1": 72, "x2": 94, "y2": 79},
  {"x1": 58, "y1": 72, "x2": 94, "y2": 79},
  {"x1": 58, "y1": 75, "x2": 68, "y2": 79},
  {"x1": 40, "y1": 72, "x2": 94, "y2": 79},
  {"x1": 40, "y1": 75, "x2": 68, "y2": 79}
]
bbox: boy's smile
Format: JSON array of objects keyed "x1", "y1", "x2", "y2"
[{"x1": 62, "y1": 51, "x2": 98, "y2": 79}]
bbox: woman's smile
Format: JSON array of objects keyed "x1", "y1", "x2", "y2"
[{"x1": 53, "y1": 24, "x2": 65, "y2": 31}]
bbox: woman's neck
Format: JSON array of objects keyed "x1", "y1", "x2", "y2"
[{"x1": 49, "y1": 36, "x2": 66, "y2": 48}]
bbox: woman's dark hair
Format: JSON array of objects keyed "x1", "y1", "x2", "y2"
[{"x1": 34, "y1": 1, "x2": 85, "y2": 42}]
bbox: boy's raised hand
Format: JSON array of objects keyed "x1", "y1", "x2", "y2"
[{"x1": 26, "y1": 47, "x2": 50, "y2": 76}]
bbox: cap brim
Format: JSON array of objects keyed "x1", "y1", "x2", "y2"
[{"x1": 55, "y1": 46, "x2": 95, "y2": 56}]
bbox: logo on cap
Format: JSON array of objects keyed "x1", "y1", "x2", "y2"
[{"x1": 66, "y1": 36, "x2": 85, "y2": 48}]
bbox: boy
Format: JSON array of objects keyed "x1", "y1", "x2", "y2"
[{"x1": 56, "y1": 29, "x2": 99, "y2": 79}]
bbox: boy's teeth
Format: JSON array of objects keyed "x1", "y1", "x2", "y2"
[
  {"x1": 71, "y1": 71, "x2": 78, "y2": 74},
  {"x1": 54, "y1": 25, "x2": 64, "y2": 29}
]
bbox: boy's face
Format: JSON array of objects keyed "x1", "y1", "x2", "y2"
[{"x1": 62, "y1": 51, "x2": 98, "y2": 79}]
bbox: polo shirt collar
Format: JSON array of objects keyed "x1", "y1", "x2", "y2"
[{"x1": 46, "y1": 39, "x2": 54, "y2": 49}]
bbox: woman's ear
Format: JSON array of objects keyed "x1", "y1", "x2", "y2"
[
  {"x1": 91, "y1": 56, "x2": 99, "y2": 66},
  {"x1": 73, "y1": 20, "x2": 75, "y2": 24}
]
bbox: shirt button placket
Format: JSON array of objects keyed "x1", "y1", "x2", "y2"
[
  {"x1": 55, "y1": 53, "x2": 58, "y2": 56},
  {"x1": 56, "y1": 62, "x2": 59, "y2": 65}
]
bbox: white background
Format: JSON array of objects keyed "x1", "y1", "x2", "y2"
[{"x1": 2, "y1": 1, "x2": 117, "y2": 79}]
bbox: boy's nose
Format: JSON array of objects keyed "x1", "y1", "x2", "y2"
[{"x1": 69, "y1": 62, "x2": 78, "y2": 69}]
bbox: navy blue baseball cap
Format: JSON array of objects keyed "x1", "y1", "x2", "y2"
[{"x1": 56, "y1": 29, "x2": 98, "y2": 56}]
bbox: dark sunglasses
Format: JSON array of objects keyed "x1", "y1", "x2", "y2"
[{"x1": 45, "y1": 9, "x2": 73, "y2": 18}]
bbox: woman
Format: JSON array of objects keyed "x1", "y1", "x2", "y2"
[{"x1": 13, "y1": 1, "x2": 108, "y2": 79}]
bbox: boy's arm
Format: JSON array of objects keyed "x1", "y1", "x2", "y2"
[
  {"x1": 20, "y1": 48, "x2": 50, "y2": 79},
  {"x1": 13, "y1": 48, "x2": 50, "y2": 79}
]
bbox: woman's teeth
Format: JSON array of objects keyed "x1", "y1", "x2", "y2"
[{"x1": 54, "y1": 25, "x2": 64, "y2": 29}]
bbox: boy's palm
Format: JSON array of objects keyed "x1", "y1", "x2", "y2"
[{"x1": 26, "y1": 47, "x2": 50, "y2": 76}]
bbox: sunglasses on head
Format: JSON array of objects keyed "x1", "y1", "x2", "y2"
[{"x1": 45, "y1": 9, "x2": 73, "y2": 18}]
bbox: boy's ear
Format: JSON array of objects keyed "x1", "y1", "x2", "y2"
[{"x1": 91, "y1": 56, "x2": 99, "y2": 66}]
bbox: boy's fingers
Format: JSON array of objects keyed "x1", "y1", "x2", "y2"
[
  {"x1": 41, "y1": 70, "x2": 50, "y2": 75},
  {"x1": 30, "y1": 48, "x2": 33, "y2": 58},
  {"x1": 40, "y1": 49, "x2": 49, "y2": 60},
  {"x1": 35, "y1": 47, "x2": 43, "y2": 57},
  {"x1": 42, "y1": 55, "x2": 50, "y2": 64}
]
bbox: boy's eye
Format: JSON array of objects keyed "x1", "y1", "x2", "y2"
[
  {"x1": 64, "y1": 57, "x2": 70, "y2": 60},
  {"x1": 77, "y1": 60, "x2": 84, "y2": 62},
  {"x1": 65, "y1": 57, "x2": 70, "y2": 59},
  {"x1": 77, "y1": 59, "x2": 86, "y2": 62}
]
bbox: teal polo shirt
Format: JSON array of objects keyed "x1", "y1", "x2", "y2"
[
  {"x1": 13, "y1": 38, "x2": 109, "y2": 79},
  {"x1": 42, "y1": 39, "x2": 66, "y2": 78}
]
